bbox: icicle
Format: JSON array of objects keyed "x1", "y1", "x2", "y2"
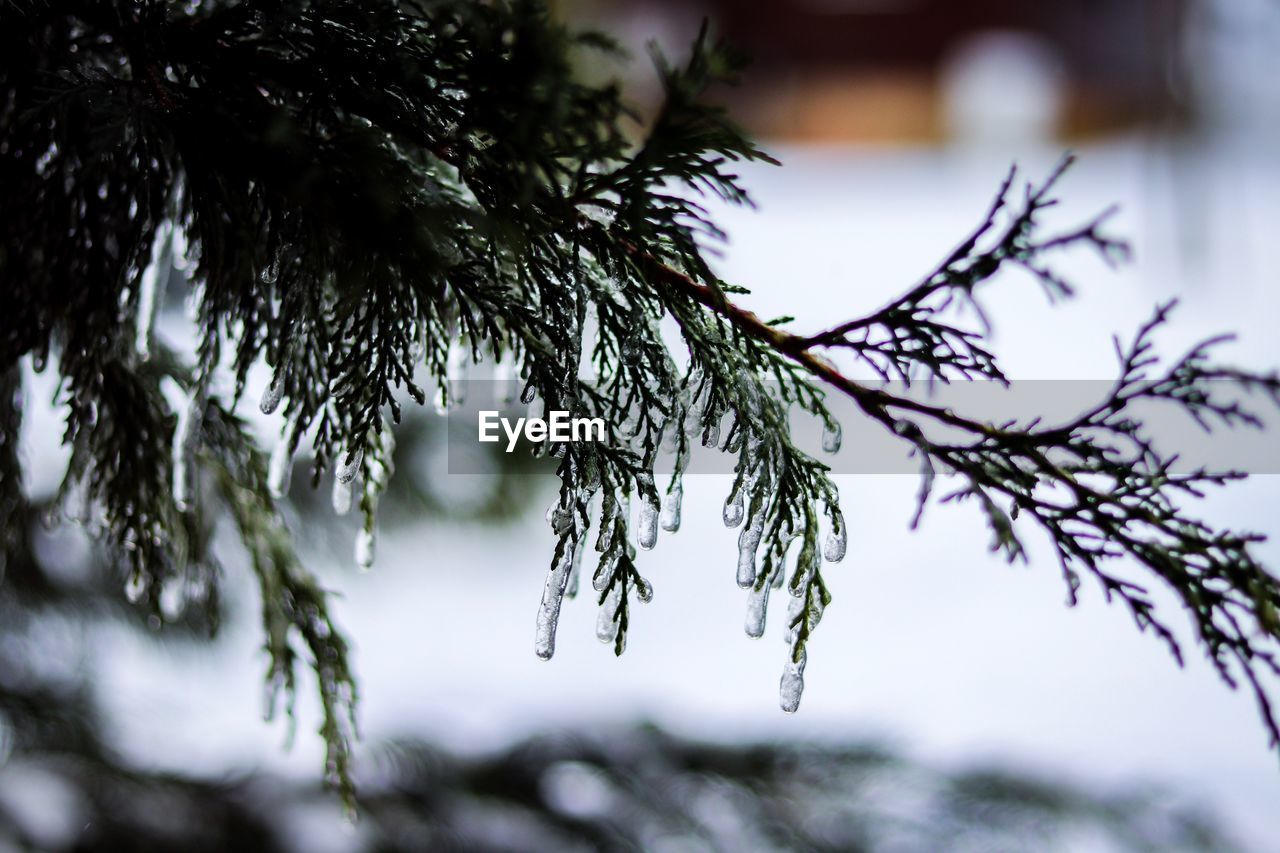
[
  {"x1": 268, "y1": 416, "x2": 299, "y2": 499},
  {"x1": 566, "y1": 538, "x2": 584, "y2": 599},
  {"x1": 723, "y1": 488, "x2": 745, "y2": 528},
  {"x1": 535, "y1": 548, "x2": 574, "y2": 660},
  {"x1": 336, "y1": 445, "x2": 363, "y2": 484},
  {"x1": 592, "y1": 551, "x2": 616, "y2": 592},
  {"x1": 821, "y1": 419, "x2": 843, "y2": 454},
  {"x1": 171, "y1": 392, "x2": 201, "y2": 512},
  {"x1": 332, "y1": 475, "x2": 353, "y2": 515},
  {"x1": 494, "y1": 355, "x2": 518, "y2": 405},
  {"x1": 637, "y1": 496, "x2": 659, "y2": 550},
  {"x1": 702, "y1": 419, "x2": 721, "y2": 448},
  {"x1": 595, "y1": 515, "x2": 614, "y2": 555},
  {"x1": 547, "y1": 504, "x2": 573, "y2": 535},
  {"x1": 635, "y1": 576, "x2": 654, "y2": 603},
  {"x1": 660, "y1": 481, "x2": 683, "y2": 532},
  {"x1": 170, "y1": 221, "x2": 191, "y2": 272},
  {"x1": 736, "y1": 508, "x2": 765, "y2": 588},
  {"x1": 785, "y1": 579, "x2": 806, "y2": 637},
  {"x1": 447, "y1": 337, "x2": 469, "y2": 406},
  {"x1": 355, "y1": 528, "x2": 376, "y2": 571},
  {"x1": 824, "y1": 510, "x2": 848, "y2": 562},
  {"x1": 779, "y1": 650, "x2": 807, "y2": 713},
  {"x1": 259, "y1": 374, "x2": 283, "y2": 415},
  {"x1": 125, "y1": 571, "x2": 147, "y2": 604},
  {"x1": 745, "y1": 578, "x2": 771, "y2": 638},
  {"x1": 135, "y1": 220, "x2": 172, "y2": 359},
  {"x1": 596, "y1": 583, "x2": 621, "y2": 644}
]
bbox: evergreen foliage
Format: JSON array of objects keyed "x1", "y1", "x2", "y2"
[{"x1": 3, "y1": 0, "x2": 1279, "y2": 805}]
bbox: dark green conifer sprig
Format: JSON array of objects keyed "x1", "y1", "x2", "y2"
[{"x1": 3, "y1": 0, "x2": 1280, "y2": 807}]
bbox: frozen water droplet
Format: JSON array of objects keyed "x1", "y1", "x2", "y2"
[
  {"x1": 596, "y1": 583, "x2": 621, "y2": 644},
  {"x1": 736, "y1": 509, "x2": 764, "y2": 588},
  {"x1": 637, "y1": 497, "x2": 659, "y2": 550},
  {"x1": 779, "y1": 650, "x2": 807, "y2": 713},
  {"x1": 520, "y1": 382, "x2": 537, "y2": 405},
  {"x1": 745, "y1": 579, "x2": 771, "y2": 638},
  {"x1": 592, "y1": 550, "x2": 616, "y2": 592},
  {"x1": 566, "y1": 539, "x2": 584, "y2": 600},
  {"x1": 259, "y1": 374, "x2": 283, "y2": 415},
  {"x1": 125, "y1": 572, "x2": 147, "y2": 604},
  {"x1": 824, "y1": 511, "x2": 847, "y2": 562},
  {"x1": 494, "y1": 355, "x2": 518, "y2": 405},
  {"x1": 547, "y1": 505, "x2": 572, "y2": 534},
  {"x1": 535, "y1": 550, "x2": 573, "y2": 660},
  {"x1": 595, "y1": 517, "x2": 614, "y2": 555},
  {"x1": 635, "y1": 576, "x2": 654, "y2": 603},
  {"x1": 723, "y1": 490, "x2": 744, "y2": 528},
  {"x1": 821, "y1": 420, "x2": 843, "y2": 454},
  {"x1": 171, "y1": 392, "x2": 201, "y2": 511},
  {"x1": 332, "y1": 475, "x2": 353, "y2": 516},
  {"x1": 702, "y1": 419, "x2": 720, "y2": 448},
  {"x1": 31, "y1": 350, "x2": 46, "y2": 373},
  {"x1": 171, "y1": 223, "x2": 191, "y2": 272},
  {"x1": 355, "y1": 528, "x2": 375, "y2": 570},
  {"x1": 336, "y1": 446, "x2": 363, "y2": 484},
  {"x1": 269, "y1": 416, "x2": 299, "y2": 499},
  {"x1": 135, "y1": 220, "x2": 172, "y2": 359},
  {"x1": 160, "y1": 577, "x2": 185, "y2": 621},
  {"x1": 660, "y1": 482, "x2": 683, "y2": 532},
  {"x1": 447, "y1": 339, "x2": 468, "y2": 405}
]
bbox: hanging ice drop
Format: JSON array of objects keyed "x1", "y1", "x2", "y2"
[
  {"x1": 821, "y1": 419, "x2": 843, "y2": 454},
  {"x1": 660, "y1": 481, "x2": 683, "y2": 532},
  {"x1": 355, "y1": 527, "x2": 376, "y2": 570},
  {"x1": 170, "y1": 394, "x2": 197, "y2": 511},
  {"x1": 534, "y1": 550, "x2": 572, "y2": 660},
  {"x1": 268, "y1": 416, "x2": 298, "y2": 499},
  {"x1": 744, "y1": 579, "x2": 771, "y2": 638},
  {"x1": 779, "y1": 649, "x2": 807, "y2": 713},
  {"x1": 336, "y1": 445, "x2": 363, "y2": 484},
  {"x1": 723, "y1": 489, "x2": 745, "y2": 528},
  {"x1": 134, "y1": 220, "x2": 172, "y2": 359},
  {"x1": 547, "y1": 504, "x2": 573, "y2": 534},
  {"x1": 332, "y1": 475, "x2": 353, "y2": 515},
  {"x1": 635, "y1": 576, "x2": 654, "y2": 603},
  {"x1": 596, "y1": 583, "x2": 621, "y2": 644},
  {"x1": 702, "y1": 419, "x2": 720, "y2": 448},
  {"x1": 566, "y1": 538, "x2": 584, "y2": 599},
  {"x1": 823, "y1": 511, "x2": 848, "y2": 562},
  {"x1": 637, "y1": 496, "x2": 659, "y2": 550},
  {"x1": 446, "y1": 338, "x2": 469, "y2": 405},
  {"x1": 494, "y1": 355, "x2": 518, "y2": 405},
  {"x1": 736, "y1": 509, "x2": 764, "y2": 588},
  {"x1": 125, "y1": 571, "x2": 147, "y2": 604},
  {"x1": 259, "y1": 375, "x2": 283, "y2": 415}
]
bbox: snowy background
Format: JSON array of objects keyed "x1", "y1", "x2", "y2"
[{"x1": 12, "y1": 0, "x2": 1280, "y2": 849}]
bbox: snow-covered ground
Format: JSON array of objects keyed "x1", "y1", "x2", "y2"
[{"x1": 69, "y1": 137, "x2": 1280, "y2": 849}]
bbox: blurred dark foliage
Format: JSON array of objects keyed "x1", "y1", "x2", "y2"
[{"x1": 0, "y1": 496, "x2": 1241, "y2": 851}]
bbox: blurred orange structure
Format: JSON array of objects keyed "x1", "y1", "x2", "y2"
[{"x1": 569, "y1": 0, "x2": 1189, "y2": 141}]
